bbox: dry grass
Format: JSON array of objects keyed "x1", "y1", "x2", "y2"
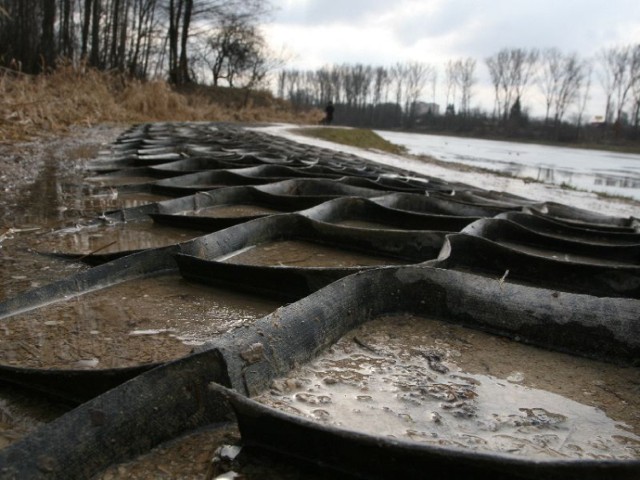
[{"x1": 0, "y1": 65, "x2": 319, "y2": 142}]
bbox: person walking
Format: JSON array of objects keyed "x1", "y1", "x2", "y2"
[{"x1": 323, "y1": 101, "x2": 335, "y2": 125}]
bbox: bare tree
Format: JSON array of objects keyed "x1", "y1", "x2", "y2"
[
  {"x1": 127, "y1": 0, "x2": 159, "y2": 78},
  {"x1": 390, "y1": 62, "x2": 408, "y2": 124},
  {"x1": 444, "y1": 59, "x2": 458, "y2": 111},
  {"x1": 539, "y1": 48, "x2": 587, "y2": 128},
  {"x1": 404, "y1": 62, "x2": 431, "y2": 124},
  {"x1": 539, "y1": 48, "x2": 563, "y2": 124},
  {"x1": 598, "y1": 45, "x2": 639, "y2": 125},
  {"x1": 551, "y1": 52, "x2": 586, "y2": 127},
  {"x1": 486, "y1": 50, "x2": 507, "y2": 119},
  {"x1": 510, "y1": 48, "x2": 539, "y2": 106},
  {"x1": 40, "y1": 0, "x2": 57, "y2": 71},
  {"x1": 456, "y1": 58, "x2": 476, "y2": 115},
  {"x1": 575, "y1": 64, "x2": 592, "y2": 137},
  {"x1": 428, "y1": 66, "x2": 438, "y2": 107},
  {"x1": 486, "y1": 47, "x2": 538, "y2": 122},
  {"x1": 628, "y1": 45, "x2": 640, "y2": 130},
  {"x1": 59, "y1": 0, "x2": 75, "y2": 60}
]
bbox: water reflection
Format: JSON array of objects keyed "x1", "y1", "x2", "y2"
[
  {"x1": 376, "y1": 131, "x2": 640, "y2": 200},
  {"x1": 0, "y1": 275, "x2": 283, "y2": 369},
  {"x1": 23, "y1": 221, "x2": 202, "y2": 256},
  {"x1": 257, "y1": 314, "x2": 640, "y2": 460}
]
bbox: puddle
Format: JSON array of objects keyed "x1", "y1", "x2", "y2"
[
  {"x1": 63, "y1": 191, "x2": 170, "y2": 217},
  {"x1": 29, "y1": 221, "x2": 203, "y2": 255},
  {"x1": 499, "y1": 241, "x2": 634, "y2": 266},
  {"x1": 0, "y1": 275, "x2": 282, "y2": 369},
  {"x1": 184, "y1": 204, "x2": 282, "y2": 218},
  {"x1": 335, "y1": 219, "x2": 405, "y2": 230},
  {"x1": 256, "y1": 315, "x2": 640, "y2": 460},
  {"x1": 222, "y1": 240, "x2": 407, "y2": 267},
  {"x1": 84, "y1": 176, "x2": 159, "y2": 187},
  {"x1": 0, "y1": 247, "x2": 87, "y2": 302}
]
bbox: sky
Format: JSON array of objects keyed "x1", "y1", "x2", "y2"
[{"x1": 261, "y1": 0, "x2": 640, "y2": 118}]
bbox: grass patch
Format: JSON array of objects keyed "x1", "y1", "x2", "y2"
[
  {"x1": 296, "y1": 127, "x2": 407, "y2": 155},
  {"x1": 594, "y1": 191, "x2": 637, "y2": 203},
  {"x1": 560, "y1": 182, "x2": 578, "y2": 190}
]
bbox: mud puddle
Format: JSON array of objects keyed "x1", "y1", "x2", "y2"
[
  {"x1": 0, "y1": 128, "x2": 155, "y2": 298},
  {"x1": 0, "y1": 246, "x2": 87, "y2": 302},
  {"x1": 256, "y1": 314, "x2": 640, "y2": 460},
  {"x1": 222, "y1": 240, "x2": 406, "y2": 267},
  {"x1": 184, "y1": 204, "x2": 282, "y2": 218},
  {"x1": 60, "y1": 190, "x2": 168, "y2": 218},
  {"x1": 499, "y1": 241, "x2": 635, "y2": 266},
  {"x1": 28, "y1": 221, "x2": 203, "y2": 256},
  {"x1": 84, "y1": 175, "x2": 160, "y2": 187},
  {"x1": 335, "y1": 219, "x2": 406, "y2": 230},
  {"x1": 0, "y1": 274, "x2": 282, "y2": 369}
]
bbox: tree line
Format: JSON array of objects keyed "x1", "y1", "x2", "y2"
[
  {"x1": 277, "y1": 45, "x2": 640, "y2": 142},
  {"x1": 1, "y1": 3, "x2": 638, "y2": 143},
  {"x1": 0, "y1": 0, "x2": 274, "y2": 89}
]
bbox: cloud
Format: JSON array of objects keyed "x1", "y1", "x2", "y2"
[
  {"x1": 264, "y1": 0, "x2": 640, "y2": 116},
  {"x1": 268, "y1": 0, "x2": 640, "y2": 60},
  {"x1": 271, "y1": 0, "x2": 392, "y2": 26},
  {"x1": 264, "y1": 22, "x2": 403, "y2": 69}
]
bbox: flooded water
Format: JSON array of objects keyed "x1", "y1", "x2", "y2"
[
  {"x1": 0, "y1": 135, "x2": 174, "y2": 301},
  {"x1": 256, "y1": 314, "x2": 640, "y2": 460},
  {"x1": 2, "y1": 125, "x2": 637, "y2": 473},
  {"x1": 377, "y1": 131, "x2": 640, "y2": 200},
  {"x1": 29, "y1": 221, "x2": 201, "y2": 256},
  {"x1": 2, "y1": 221, "x2": 201, "y2": 299},
  {"x1": 185, "y1": 204, "x2": 282, "y2": 218},
  {"x1": 0, "y1": 247, "x2": 86, "y2": 302},
  {"x1": 221, "y1": 240, "x2": 406, "y2": 267},
  {"x1": 84, "y1": 175, "x2": 160, "y2": 187},
  {"x1": 499, "y1": 241, "x2": 634, "y2": 267},
  {"x1": 0, "y1": 274, "x2": 282, "y2": 369},
  {"x1": 335, "y1": 219, "x2": 408, "y2": 230}
]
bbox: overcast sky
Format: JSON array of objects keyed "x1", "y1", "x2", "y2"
[{"x1": 262, "y1": 0, "x2": 640, "y2": 117}]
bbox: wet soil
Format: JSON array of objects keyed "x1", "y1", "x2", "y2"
[
  {"x1": 186, "y1": 204, "x2": 282, "y2": 218},
  {"x1": 499, "y1": 240, "x2": 635, "y2": 267},
  {"x1": 0, "y1": 127, "x2": 133, "y2": 300},
  {"x1": 94, "y1": 422, "x2": 329, "y2": 480},
  {"x1": 335, "y1": 219, "x2": 405, "y2": 230},
  {"x1": 0, "y1": 274, "x2": 282, "y2": 369},
  {"x1": 29, "y1": 221, "x2": 202, "y2": 256},
  {"x1": 256, "y1": 314, "x2": 640, "y2": 460},
  {"x1": 94, "y1": 424, "x2": 241, "y2": 480},
  {"x1": 84, "y1": 175, "x2": 160, "y2": 187},
  {"x1": 0, "y1": 384, "x2": 69, "y2": 450},
  {"x1": 1, "y1": 126, "x2": 125, "y2": 446},
  {"x1": 0, "y1": 249, "x2": 86, "y2": 302},
  {"x1": 223, "y1": 239, "x2": 406, "y2": 267}
]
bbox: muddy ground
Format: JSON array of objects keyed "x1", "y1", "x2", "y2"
[
  {"x1": 1, "y1": 125, "x2": 638, "y2": 477},
  {"x1": 0, "y1": 125, "x2": 346, "y2": 478}
]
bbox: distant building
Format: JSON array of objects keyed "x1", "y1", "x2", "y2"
[{"x1": 413, "y1": 101, "x2": 440, "y2": 116}]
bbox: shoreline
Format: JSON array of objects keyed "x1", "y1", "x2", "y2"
[{"x1": 256, "y1": 123, "x2": 640, "y2": 219}]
